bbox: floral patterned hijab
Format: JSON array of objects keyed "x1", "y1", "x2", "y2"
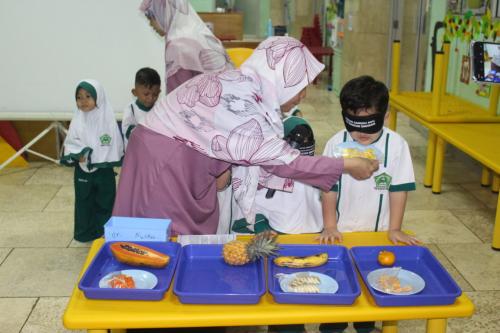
[
  {"x1": 139, "y1": 0, "x2": 233, "y2": 92},
  {"x1": 143, "y1": 36, "x2": 324, "y2": 226}
]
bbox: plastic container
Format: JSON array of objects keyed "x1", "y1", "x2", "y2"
[
  {"x1": 350, "y1": 246, "x2": 462, "y2": 306},
  {"x1": 104, "y1": 216, "x2": 171, "y2": 242},
  {"x1": 268, "y1": 245, "x2": 360, "y2": 304},
  {"x1": 173, "y1": 244, "x2": 265, "y2": 304},
  {"x1": 78, "y1": 241, "x2": 180, "y2": 300}
]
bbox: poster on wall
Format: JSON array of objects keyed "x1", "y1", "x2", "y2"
[
  {"x1": 460, "y1": 55, "x2": 471, "y2": 84},
  {"x1": 448, "y1": 0, "x2": 463, "y2": 14},
  {"x1": 462, "y1": 0, "x2": 488, "y2": 15},
  {"x1": 476, "y1": 83, "x2": 491, "y2": 97}
]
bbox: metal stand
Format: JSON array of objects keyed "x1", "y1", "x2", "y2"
[{"x1": 0, "y1": 121, "x2": 67, "y2": 170}]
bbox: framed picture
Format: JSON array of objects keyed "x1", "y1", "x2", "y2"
[
  {"x1": 448, "y1": 0, "x2": 463, "y2": 14},
  {"x1": 462, "y1": 0, "x2": 488, "y2": 15},
  {"x1": 460, "y1": 55, "x2": 471, "y2": 84}
]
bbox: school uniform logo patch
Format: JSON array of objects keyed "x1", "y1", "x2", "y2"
[
  {"x1": 100, "y1": 134, "x2": 112, "y2": 146},
  {"x1": 374, "y1": 172, "x2": 392, "y2": 190}
]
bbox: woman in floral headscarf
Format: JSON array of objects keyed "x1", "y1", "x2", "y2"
[
  {"x1": 113, "y1": 36, "x2": 379, "y2": 236},
  {"x1": 139, "y1": 0, "x2": 234, "y2": 93}
]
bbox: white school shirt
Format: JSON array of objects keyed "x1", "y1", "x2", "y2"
[
  {"x1": 323, "y1": 127, "x2": 416, "y2": 232},
  {"x1": 231, "y1": 181, "x2": 323, "y2": 234},
  {"x1": 122, "y1": 101, "x2": 151, "y2": 149}
]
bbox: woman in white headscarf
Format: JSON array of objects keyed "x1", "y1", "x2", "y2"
[
  {"x1": 113, "y1": 36, "x2": 378, "y2": 236},
  {"x1": 139, "y1": 0, "x2": 234, "y2": 93},
  {"x1": 61, "y1": 80, "x2": 124, "y2": 241}
]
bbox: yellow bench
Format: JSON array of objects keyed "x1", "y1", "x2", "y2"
[{"x1": 425, "y1": 123, "x2": 500, "y2": 250}]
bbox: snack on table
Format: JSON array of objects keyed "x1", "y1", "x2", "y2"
[
  {"x1": 378, "y1": 274, "x2": 413, "y2": 293},
  {"x1": 273, "y1": 252, "x2": 328, "y2": 268},
  {"x1": 343, "y1": 147, "x2": 378, "y2": 160},
  {"x1": 108, "y1": 273, "x2": 136, "y2": 289},
  {"x1": 110, "y1": 242, "x2": 170, "y2": 268}
]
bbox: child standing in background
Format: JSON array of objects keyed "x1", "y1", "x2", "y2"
[
  {"x1": 320, "y1": 76, "x2": 418, "y2": 333},
  {"x1": 61, "y1": 80, "x2": 124, "y2": 242},
  {"x1": 122, "y1": 67, "x2": 161, "y2": 149},
  {"x1": 230, "y1": 116, "x2": 322, "y2": 235}
]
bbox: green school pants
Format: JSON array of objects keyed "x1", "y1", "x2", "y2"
[{"x1": 74, "y1": 165, "x2": 116, "y2": 242}]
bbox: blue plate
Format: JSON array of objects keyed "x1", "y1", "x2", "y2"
[
  {"x1": 367, "y1": 268, "x2": 425, "y2": 295},
  {"x1": 277, "y1": 272, "x2": 339, "y2": 294}
]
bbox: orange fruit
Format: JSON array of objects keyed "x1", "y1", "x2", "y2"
[{"x1": 378, "y1": 250, "x2": 396, "y2": 266}]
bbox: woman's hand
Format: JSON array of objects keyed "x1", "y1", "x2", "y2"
[
  {"x1": 79, "y1": 156, "x2": 86, "y2": 163},
  {"x1": 316, "y1": 226, "x2": 343, "y2": 244},
  {"x1": 343, "y1": 157, "x2": 379, "y2": 180},
  {"x1": 388, "y1": 230, "x2": 420, "y2": 245}
]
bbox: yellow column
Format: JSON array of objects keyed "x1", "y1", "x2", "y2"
[
  {"x1": 431, "y1": 52, "x2": 444, "y2": 117},
  {"x1": 424, "y1": 132, "x2": 437, "y2": 187},
  {"x1": 489, "y1": 84, "x2": 500, "y2": 117},
  {"x1": 441, "y1": 42, "x2": 450, "y2": 97},
  {"x1": 388, "y1": 108, "x2": 397, "y2": 131},
  {"x1": 382, "y1": 320, "x2": 398, "y2": 333},
  {"x1": 493, "y1": 174, "x2": 500, "y2": 193},
  {"x1": 432, "y1": 136, "x2": 447, "y2": 194},
  {"x1": 391, "y1": 41, "x2": 401, "y2": 95},
  {"x1": 481, "y1": 167, "x2": 492, "y2": 186},
  {"x1": 426, "y1": 318, "x2": 447, "y2": 333},
  {"x1": 493, "y1": 195, "x2": 500, "y2": 250}
]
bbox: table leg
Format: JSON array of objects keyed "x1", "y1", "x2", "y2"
[
  {"x1": 425, "y1": 318, "x2": 447, "y2": 333},
  {"x1": 493, "y1": 194, "x2": 500, "y2": 250},
  {"x1": 492, "y1": 174, "x2": 499, "y2": 193},
  {"x1": 432, "y1": 137, "x2": 446, "y2": 194},
  {"x1": 388, "y1": 108, "x2": 397, "y2": 131},
  {"x1": 481, "y1": 167, "x2": 492, "y2": 187},
  {"x1": 382, "y1": 320, "x2": 398, "y2": 333},
  {"x1": 424, "y1": 132, "x2": 437, "y2": 188}
]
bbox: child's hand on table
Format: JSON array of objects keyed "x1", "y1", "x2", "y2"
[
  {"x1": 317, "y1": 226, "x2": 343, "y2": 244},
  {"x1": 388, "y1": 230, "x2": 420, "y2": 245}
]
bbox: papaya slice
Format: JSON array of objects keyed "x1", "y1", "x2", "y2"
[{"x1": 110, "y1": 242, "x2": 170, "y2": 268}]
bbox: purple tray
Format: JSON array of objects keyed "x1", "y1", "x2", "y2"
[
  {"x1": 173, "y1": 244, "x2": 265, "y2": 304},
  {"x1": 268, "y1": 245, "x2": 360, "y2": 304},
  {"x1": 78, "y1": 241, "x2": 180, "y2": 300},
  {"x1": 350, "y1": 246, "x2": 462, "y2": 307}
]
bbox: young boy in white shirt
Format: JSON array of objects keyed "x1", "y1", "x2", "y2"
[
  {"x1": 320, "y1": 75, "x2": 419, "y2": 333},
  {"x1": 122, "y1": 67, "x2": 161, "y2": 149}
]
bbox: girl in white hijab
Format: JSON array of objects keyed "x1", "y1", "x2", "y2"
[{"x1": 61, "y1": 79, "x2": 124, "y2": 242}]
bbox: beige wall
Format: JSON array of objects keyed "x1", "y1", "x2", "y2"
[{"x1": 341, "y1": 0, "x2": 391, "y2": 85}]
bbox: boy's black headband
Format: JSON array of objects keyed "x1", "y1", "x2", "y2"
[{"x1": 342, "y1": 111, "x2": 385, "y2": 134}]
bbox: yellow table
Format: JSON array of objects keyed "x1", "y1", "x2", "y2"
[
  {"x1": 63, "y1": 233, "x2": 474, "y2": 333},
  {"x1": 426, "y1": 123, "x2": 500, "y2": 249},
  {"x1": 389, "y1": 92, "x2": 500, "y2": 125}
]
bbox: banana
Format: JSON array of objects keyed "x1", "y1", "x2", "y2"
[{"x1": 273, "y1": 252, "x2": 328, "y2": 268}]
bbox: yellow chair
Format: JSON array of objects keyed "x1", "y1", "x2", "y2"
[
  {"x1": 226, "y1": 48, "x2": 254, "y2": 68},
  {"x1": 0, "y1": 136, "x2": 28, "y2": 168}
]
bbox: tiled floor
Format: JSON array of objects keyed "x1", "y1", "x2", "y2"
[{"x1": 0, "y1": 83, "x2": 499, "y2": 333}]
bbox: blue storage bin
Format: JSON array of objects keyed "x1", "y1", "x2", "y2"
[
  {"x1": 173, "y1": 244, "x2": 266, "y2": 304},
  {"x1": 350, "y1": 245, "x2": 462, "y2": 306},
  {"x1": 268, "y1": 245, "x2": 361, "y2": 304},
  {"x1": 104, "y1": 216, "x2": 171, "y2": 242}
]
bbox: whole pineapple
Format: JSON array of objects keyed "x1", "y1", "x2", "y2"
[{"x1": 223, "y1": 231, "x2": 280, "y2": 265}]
